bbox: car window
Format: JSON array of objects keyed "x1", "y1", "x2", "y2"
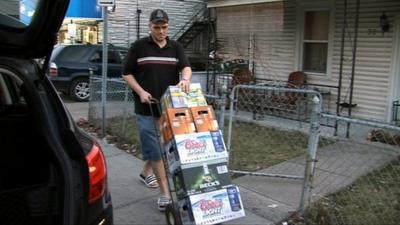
[
  {"x1": 89, "y1": 50, "x2": 121, "y2": 64},
  {"x1": 108, "y1": 51, "x2": 119, "y2": 64},
  {"x1": 118, "y1": 50, "x2": 128, "y2": 61},
  {"x1": 0, "y1": 0, "x2": 39, "y2": 27},
  {"x1": 89, "y1": 51, "x2": 102, "y2": 63},
  {"x1": 50, "y1": 46, "x2": 64, "y2": 61},
  {"x1": 56, "y1": 46, "x2": 89, "y2": 62}
]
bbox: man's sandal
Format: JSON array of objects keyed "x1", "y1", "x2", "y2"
[
  {"x1": 139, "y1": 174, "x2": 159, "y2": 188},
  {"x1": 157, "y1": 196, "x2": 171, "y2": 211}
]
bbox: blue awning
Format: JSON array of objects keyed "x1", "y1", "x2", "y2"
[{"x1": 66, "y1": 0, "x2": 102, "y2": 19}]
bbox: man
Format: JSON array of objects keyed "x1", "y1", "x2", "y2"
[{"x1": 122, "y1": 9, "x2": 192, "y2": 211}]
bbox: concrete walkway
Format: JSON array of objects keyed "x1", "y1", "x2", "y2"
[{"x1": 233, "y1": 139, "x2": 400, "y2": 224}]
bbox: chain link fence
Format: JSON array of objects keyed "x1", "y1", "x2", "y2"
[
  {"x1": 224, "y1": 84, "x2": 400, "y2": 225},
  {"x1": 87, "y1": 72, "x2": 215, "y2": 153},
  {"x1": 87, "y1": 75, "x2": 400, "y2": 224},
  {"x1": 300, "y1": 114, "x2": 400, "y2": 225}
]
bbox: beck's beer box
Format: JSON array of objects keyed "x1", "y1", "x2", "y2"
[
  {"x1": 165, "y1": 131, "x2": 228, "y2": 173},
  {"x1": 161, "y1": 83, "x2": 207, "y2": 111},
  {"x1": 178, "y1": 185, "x2": 245, "y2": 225},
  {"x1": 173, "y1": 161, "x2": 231, "y2": 200},
  {"x1": 190, "y1": 106, "x2": 219, "y2": 132}
]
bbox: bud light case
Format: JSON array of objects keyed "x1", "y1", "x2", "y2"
[
  {"x1": 165, "y1": 131, "x2": 228, "y2": 173},
  {"x1": 178, "y1": 185, "x2": 245, "y2": 225},
  {"x1": 210, "y1": 130, "x2": 226, "y2": 152},
  {"x1": 161, "y1": 83, "x2": 207, "y2": 112},
  {"x1": 173, "y1": 160, "x2": 231, "y2": 200}
]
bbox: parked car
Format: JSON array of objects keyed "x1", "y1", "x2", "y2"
[
  {"x1": 0, "y1": 1, "x2": 113, "y2": 224},
  {"x1": 48, "y1": 44, "x2": 128, "y2": 101}
]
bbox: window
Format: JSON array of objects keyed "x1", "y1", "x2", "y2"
[
  {"x1": 0, "y1": 0, "x2": 39, "y2": 27},
  {"x1": 89, "y1": 51, "x2": 102, "y2": 63},
  {"x1": 302, "y1": 10, "x2": 330, "y2": 74},
  {"x1": 57, "y1": 46, "x2": 89, "y2": 62},
  {"x1": 107, "y1": 51, "x2": 119, "y2": 64},
  {"x1": 118, "y1": 50, "x2": 128, "y2": 61},
  {"x1": 89, "y1": 50, "x2": 120, "y2": 64}
]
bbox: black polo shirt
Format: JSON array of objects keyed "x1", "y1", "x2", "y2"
[{"x1": 122, "y1": 36, "x2": 190, "y2": 116}]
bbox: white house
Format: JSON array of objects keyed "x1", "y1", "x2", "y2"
[
  {"x1": 208, "y1": 0, "x2": 400, "y2": 123},
  {"x1": 105, "y1": 0, "x2": 209, "y2": 61}
]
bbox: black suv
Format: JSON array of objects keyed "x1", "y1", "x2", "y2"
[
  {"x1": 48, "y1": 44, "x2": 127, "y2": 101},
  {"x1": 0, "y1": 1, "x2": 113, "y2": 224}
]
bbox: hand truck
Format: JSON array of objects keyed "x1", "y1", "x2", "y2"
[{"x1": 148, "y1": 98, "x2": 183, "y2": 225}]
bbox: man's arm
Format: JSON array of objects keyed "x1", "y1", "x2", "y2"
[
  {"x1": 181, "y1": 66, "x2": 192, "y2": 81},
  {"x1": 177, "y1": 66, "x2": 192, "y2": 93},
  {"x1": 122, "y1": 74, "x2": 152, "y2": 104}
]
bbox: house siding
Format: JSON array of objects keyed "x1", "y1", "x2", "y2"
[
  {"x1": 99, "y1": 0, "x2": 206, "y2": 48},
  {"x1": 212, "y1": 0, "x2": 400, "y2": 121},
  {"x1": 329, "y1": 0, "x2": 399, "y2": 120},
  {"x1": 216, "y1": 1, "x2": 297, "y2": 80}
]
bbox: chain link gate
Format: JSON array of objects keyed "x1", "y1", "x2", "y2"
[
  {"x1": 225, "y1": 84, "x2": 400, "y2": 225},
  {"x1": 301, "y1": 114, "x2": 400, "y2": 225},
  {"x1": 225, "y1": 84, "x2": 322, "y2": 216}
]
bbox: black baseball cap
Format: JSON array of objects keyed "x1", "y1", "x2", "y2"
[{"x1": 149, "y1": 9, "x2": 169, "y2": 23}]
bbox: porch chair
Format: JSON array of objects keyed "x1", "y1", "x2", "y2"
[
  {"x1": 271, "y1": 71, "x2": 307, "y2": 104},
  {"x1": 253, "y1": 71, "x2": 307, "y2": 123},
  {"x1": 229, "y1": 68, "x2": 256, "y2": 111}
]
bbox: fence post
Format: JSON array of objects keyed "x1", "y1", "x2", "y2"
[
  {"x1": 299, "y1": 95, "x2": 321, "y2": 212},
  {"x1": 216, "y1": 84, "x2": 228, "y2": 134},
  {"x1": 121, "y1": 84, "x2": 130, "y2": 138}
]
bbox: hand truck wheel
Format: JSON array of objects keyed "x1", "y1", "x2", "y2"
[{"x1": 165, "y1": 203, "x2": 182, "y2": 225}]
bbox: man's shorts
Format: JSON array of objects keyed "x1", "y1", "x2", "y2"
[{"x1": 136, "y1": 114, "x2": 162, "y2": 161}]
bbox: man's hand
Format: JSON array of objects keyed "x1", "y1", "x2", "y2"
[
  {"x1": 177, "y1": 79, "x2": 190, "y2": 93},
  {"x1": 139, "y1": 90, "x2": 152, "y2": 104}
]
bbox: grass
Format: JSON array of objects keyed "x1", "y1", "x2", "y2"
[
  {"x1": 103, "y1": 116, "x2": 332, "y2": 172},
  {"x1": 226, "y1": 120, "x2": 309, "y2": 171},
  {"x1": 295, "y1": 160, "x2": 400, "y2": 225}
]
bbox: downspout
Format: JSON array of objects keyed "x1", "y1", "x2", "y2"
[
  {"x1": 206, "y1": 7, "x2": 212, "y2": 93},
  {"x1": 136, "y1": 0, "x2": 141, "y2": 40},
  {"x1": 334, "y1": 0, "x2": 347, "y2": 136},
  {"x1": 346, "y1": 0, "x2": 360, "y2": 138}
]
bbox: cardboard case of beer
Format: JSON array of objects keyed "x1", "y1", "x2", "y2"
[
  {"x1": 161, "y1": 83, "x2": 207, "y2": 111},
  {"x1": 173, "y1": 160, "x2": 231, "y2": 200},
  {"x1": 166, "y1": 108, "x2": 196, "y2": 135},
  {"x1": 185, "y1": 83, "x2": 208, "y2": 108},
  {"x1": 190, "y1": 106, "x2": 219, "y2": 132},
  {"x1": 161, "y1": 85, "x2": 187, "y2": 110},
  {"x1": 178, "y1": 185, "x2": 245, "y2": 225},
  {"x1": 159, "y1": 113, "x2": 172, "y2": 144},
  {"x1": 165, "y1": 130, "x2": 228, "y2": 173}
]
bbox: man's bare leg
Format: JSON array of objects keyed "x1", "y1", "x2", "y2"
[
  {"x1": 141, "y1": 160, "x2": 153, "y2": 176},
  {"x1": 151, "y1": 159, "x2": 170, "y2": 197}
]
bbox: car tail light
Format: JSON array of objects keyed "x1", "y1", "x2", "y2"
[
  {"x1": 85, "y1": 142, "x2": 107, "y2": 204},
  {"x1": 49, "y1": 62, "x2": 58, "y2": 77}
]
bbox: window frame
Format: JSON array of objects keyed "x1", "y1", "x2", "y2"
[{"x1": 295, "y1": 2, "x2": 334, "y2": 77}]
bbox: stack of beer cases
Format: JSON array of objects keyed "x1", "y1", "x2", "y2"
[{"x1": 159, "y1": 83, "x2": 245, "y2": 225}]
